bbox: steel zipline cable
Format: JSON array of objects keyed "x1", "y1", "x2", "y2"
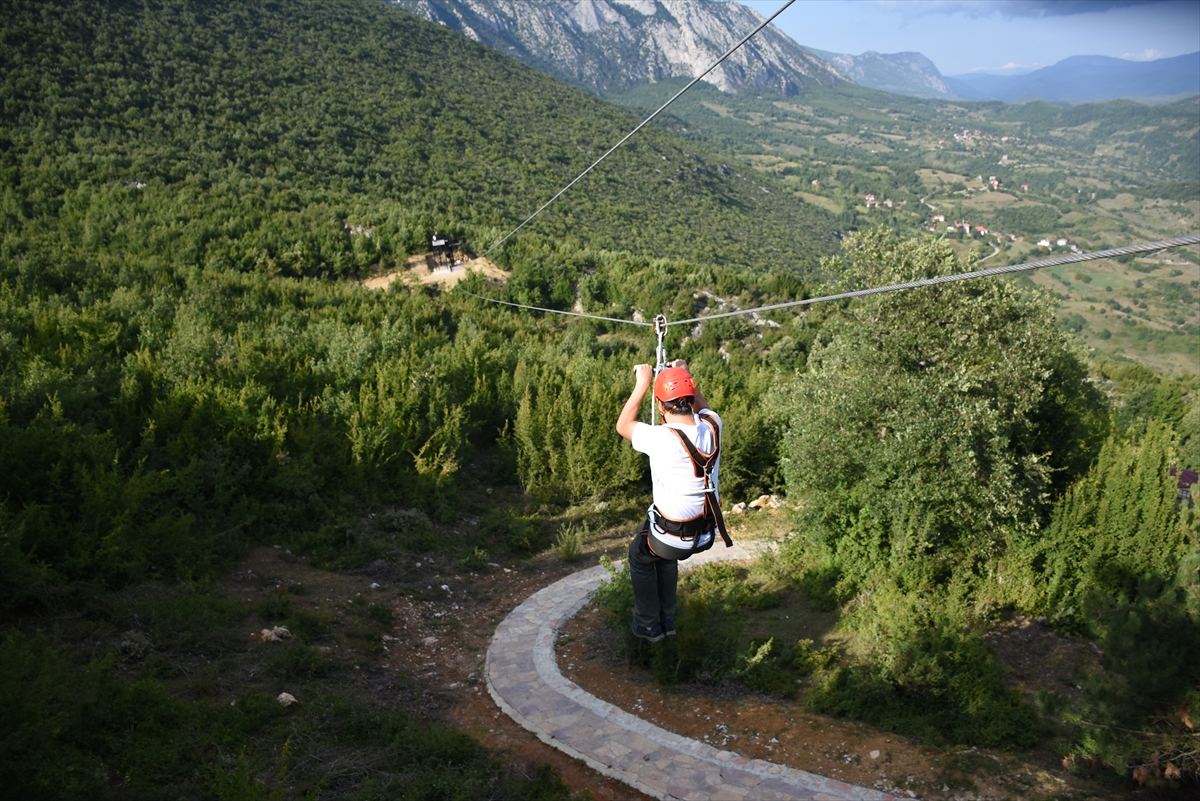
[
  {"x1": 672, "y1": 233, "x2": 1200, "y2": 326},
  {"x1": 480, "y1": 0, "x2": 797, "y2": 259},
  {"x1": 462, "y1": 234, "x2": 1200, "y2": 330},
  {"x1": 458, "y1": 291, "x2": 654, "y2": 327}
]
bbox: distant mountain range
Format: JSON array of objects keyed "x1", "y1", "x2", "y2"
[
  {"x1": 806, "y1": 48, "x2": 956, "y2": 99},
  {"x1": 945, "y1": 52, "x2": 1200, "y2": 104},
  {"x1": 804, "y1": 47, "x2": 1199, "y2": 104},
  {"x1": 389, "y1": 0, "x2": 844, "y2": 96},
  {"x1": 391, "y1": 0, "x2": 1199, "y2": 106}
]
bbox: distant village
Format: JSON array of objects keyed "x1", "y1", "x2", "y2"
[
  {"x1": 862, "y1": 168, "x2": 1079, "y2": 255},
  {"x1": 943, "y1": 127, "x2": 1020, "y2": 145}
]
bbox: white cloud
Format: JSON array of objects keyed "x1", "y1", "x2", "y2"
[
  {"x1": 965, "y1": 61, "x2": 1045, "y2": 73},
  {"x1": 877, "y1": 0, "x2": 1157, "y2": 21},
  {"x1": 1121, "y1": 48, "x2": 1167, "y2": 60}
]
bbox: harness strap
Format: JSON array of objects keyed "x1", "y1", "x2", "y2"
[{"x1": 663, "y1": 412, "x2": 733, "y2": 548}]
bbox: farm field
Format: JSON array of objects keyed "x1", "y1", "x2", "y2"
[{"x1": 607, "y1": 81, "x2": 1200, "y2": 372}]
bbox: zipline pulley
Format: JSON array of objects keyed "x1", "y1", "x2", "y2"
[{"x1": 652, "y1": 314, "x2": 668, "y2": 426}]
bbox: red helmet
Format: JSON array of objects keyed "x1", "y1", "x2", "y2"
[{"x1": 654, "y1": 367, "x2": 696, "y2": 403}]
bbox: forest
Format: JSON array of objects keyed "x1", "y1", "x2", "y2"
[{"x1": 0, "y1": 0, "x2": 1196, "y2": 798}]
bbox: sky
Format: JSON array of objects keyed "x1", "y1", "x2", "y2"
[{"x1": 739, "y1": 0, "x2": 1200, "y2": 76}]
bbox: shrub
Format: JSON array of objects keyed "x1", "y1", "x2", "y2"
[
  {"x1": 374, "y1": 508, "x2": 436, "y2": 553},
  {"x1": 552, "y1": 522, "x2": 587, "y2": 562},
  {"x1": 806, "y1": 626, "x2": 1039, "y2": 749}
]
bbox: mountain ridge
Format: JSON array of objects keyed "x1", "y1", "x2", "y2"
[
  {"x1": 390, "y1": 0, "x2": 846, "y2": 95},
  {"x1": 946, "y1": 51, "x2": 1200, "y2": 104},
  {"x1": 805, "y1": 47, "x2": 956, "y2": 99}
]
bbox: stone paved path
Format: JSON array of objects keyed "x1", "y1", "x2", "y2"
[{"x1": 486, "y1": 543, "x2": 901, "y2": 801}]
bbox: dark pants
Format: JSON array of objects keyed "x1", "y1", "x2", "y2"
[{"x1": 628, "y1": 532, "x2": 690, "y2": 630}]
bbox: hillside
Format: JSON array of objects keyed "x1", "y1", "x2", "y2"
[
  {"x1": 0, "y1": 0, "x2": 836, "y2": 280},
  {"x1": 604, "y1": 79, "x2": 1200, "y2": 372},
  {"x1": 807, "y1": 47, "x2": 956, "y2": 99},
  {"x1": 0, "y1": 0, "x2": 837, "y2": 797},
  {"x1": 391, "y1": 0, "x2": 846, "y2": 96},
  {"x1": 384, "y1": 0, "x2": 1198, "y2": 372},
  {"x1": 2, "y1": 1, "x2": 1197, "y2": 798}
]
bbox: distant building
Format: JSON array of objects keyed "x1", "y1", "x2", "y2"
[
  {"x1": 1021, "y1": 184, "x2": 1029, "y2": 191},
  {"x1": 1057, "y1": 238, "x2": 1069, "y2": 247},
  {"x1": 864, "y1": 194, "x2": 876, "y2": 201},
  {"x1": 811, "y1": 179, "x2": 819, "y2": 186},
  {"x1": 1037, "y1": 239, "x2": 1052, "y2": 247},
  {"x1": 884, "y1": 199, "x2": 893, "y2": 208},
  {"x1": 977, "y1": 227, "x2": 988, "y2": 235},
  {"x1": 933, "y1": 215, "x2": 945, "y2": 222}
]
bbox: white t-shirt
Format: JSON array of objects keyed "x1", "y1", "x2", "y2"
[{"x1": 631, "y1": 411, "x2": 722, "y2": 523}]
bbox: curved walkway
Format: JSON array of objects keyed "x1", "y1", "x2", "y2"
[{"x1": 486, "y1": 543, "x2": 901, "y2": 801}]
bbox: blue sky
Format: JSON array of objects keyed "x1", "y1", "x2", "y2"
[{"x1": 739, "y1": 0, "x2": 1200, "y2": 75}]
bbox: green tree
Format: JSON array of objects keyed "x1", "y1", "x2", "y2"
[{"x1": 776, "y1": 229, "x2": 1103, "y2": 594}]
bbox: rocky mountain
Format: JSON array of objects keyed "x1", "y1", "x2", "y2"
[
  {"x1": 946, "y1": 52, "x2": 1200, "y2": 104},
  {"x1": 389, "y1": 0, "x2": 846, "y2": 96},
  {"x1": 805, "y1": 48, "x2": 956, "y2": 99}
]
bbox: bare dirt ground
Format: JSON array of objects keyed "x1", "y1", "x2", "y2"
[
  {"x1": 223, "y1": 535, "x2": 646, "y2": 800},
  {"x1": 213, "y1": 510, "x2": 1158, "y2": 801},
  {"x1": 557, "y1": 598, "x2": 1154, "y2": 801},
  {"x1": 361, "y1": 253, "x2": 508, "y2": 291}
]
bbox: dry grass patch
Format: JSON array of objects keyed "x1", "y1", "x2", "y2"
[
  {"x1": 959, "y1": 192, "x2": 1021, "y2": 211},
  {"x1": 794, "y1": 191, "x2": 843, "y2": 214}
]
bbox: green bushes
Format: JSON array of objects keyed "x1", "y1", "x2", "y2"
[
  {"x1": 777, "y1": 230, "x2": 1104, "y2": 591},
  {"x1": 0, "y1": 629, "x2": 583, "y2": 801},
  {"x1": 1021, "y1": 422, "x2": 1193, "y2": 622},
  {"x1": 760, "y1": 230, "x2": 1194, "y2": 762},
  {"x1": 1003, "y1": 422, "x2": 1200, "y2": 777},
  {"x1": 510, "y1": 356, "x2": 644, "y2": 504},
  {"x1": 807, "y1": 629, "x2": 1039, "y2": 749},
  {"x1": 592, "y1": 558, "x2": 793, "y2": 688},
  {"x1": 0, "y1": 631, "x2": 259, "y2": 800}
]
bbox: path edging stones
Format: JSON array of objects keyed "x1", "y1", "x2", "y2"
[{"x1": 486, "y1": 542, "x2": 903, "y2": 801}]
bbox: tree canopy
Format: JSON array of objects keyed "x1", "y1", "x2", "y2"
[{"x1": 777, "y1": 230, "x2": 1105, "y2": 593}]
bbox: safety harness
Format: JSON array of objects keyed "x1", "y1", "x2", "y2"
[{"x1": 640, "y1": 411, "x2": 733, "y2": 556}]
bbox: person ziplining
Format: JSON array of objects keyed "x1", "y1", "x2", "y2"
[{"x1": 615, "y1": 360, "x2": 732, "y2": 642}]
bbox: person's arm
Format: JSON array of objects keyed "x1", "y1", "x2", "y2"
[
  {"x1": 669, "y1": 359, "x2": 708, "y2": 412},
  {"x1": 616, "y1": 364, "x2": 653, "y2": 442}
]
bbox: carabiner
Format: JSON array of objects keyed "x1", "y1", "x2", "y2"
[{"x1": 652, "y1": 314, "x2": 668, "y2": 425}]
